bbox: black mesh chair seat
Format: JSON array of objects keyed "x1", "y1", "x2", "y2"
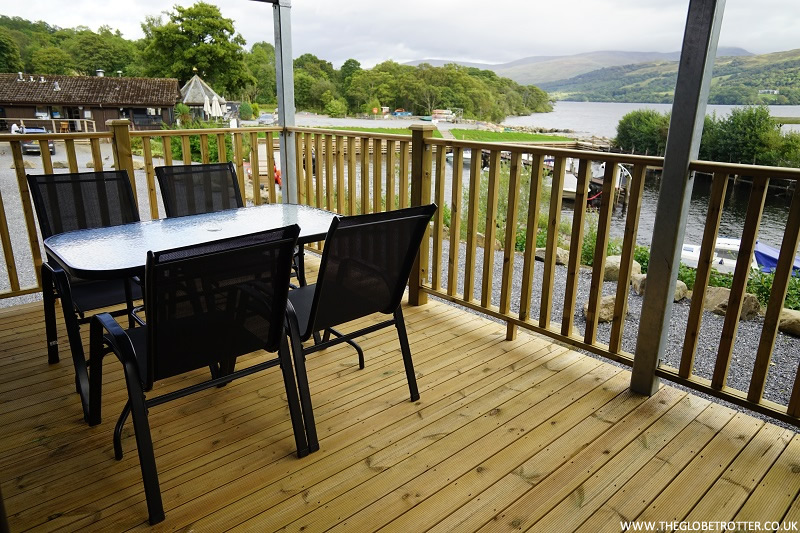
[
  {"x1": 285, "y1": 204, "x2": 437, "y2": 452},
  {"x1": 27, "y1": 170, "x2": 141, "y2": 423},
  {"x1": 88, "y1": 226, "x2": 312, "y2": 525}
]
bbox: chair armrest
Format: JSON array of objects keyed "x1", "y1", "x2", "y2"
[
  {"x1": 130, "y1": 305, "x2": 146, "y2": 327},
  {"x1": 91, "y1": 313, "x2": 139, "y2": 366}
]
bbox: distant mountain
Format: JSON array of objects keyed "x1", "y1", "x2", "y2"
[
  {"x1": 539, "y1": 48, "x2": 800, "y2": 104},
  {"x1": 403, "y1": 48, "x2": 752, "y2": 85}
]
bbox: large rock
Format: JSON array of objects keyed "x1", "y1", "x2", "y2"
[
  {"x1": 535, "y1": 247, "x2": 570, "y2": 265},
  {"x1": 582, "y1": 294, "x2": 620, "y2": 323},
  {"x1": 628, "y1": 274, "x2": 687, "y2": 301},
  {"x1": 708, "y1": 287, "x2": 761, "y2": 320},
  {"x1": 52, "y1": 161, "x2": 69, "y2": 169},
  {"x1": 10, "y1": 160, "x2": 35, "y2": 169},
  {"x1": 132, "y1": 160, "x2": 146, "y2": 170},
  {"x1": 779, "y1": 309, "x2": 800, "y2": 337},
  {"x1": 604, "y1": 255, "x2": 642, "y2": 281},
  {"x1": 704, "y1": 286, "x2": 731, "y2": 311}
]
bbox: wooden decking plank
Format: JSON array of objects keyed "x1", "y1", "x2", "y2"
[
  {"x1": 386, "y1": 378, "x2": 659, "y2": 533},
  {"x1": 575, "y1": 402, "x2": 738, "y2": 532},
  {"x1": 21, "y1": 308, "x2": 543, "y2": 530},
  {"x1": 7, "y1": 305, "x2": 486, "y2": 525},
  {"x1": 472, "y1": 387, "x2": 688, "y2": 532},
  {"x1": 141, "y1": 341, "x2": 581, "y2": 532},
  {"x1": 522, "y1": 394, "x2": 712, "y2": 533},
  {"x1": 734, "y1": 433, "x2": 800, "y2": 523},
  {"x1": 274, "y1": 362, "x2": 621, "y2": 532},
  {"x1": 685, "y1": 424, "x2": 793, "y2": 522},
  {"x1": 632, "y1": 412, "x2": 763, "y2": 524}
]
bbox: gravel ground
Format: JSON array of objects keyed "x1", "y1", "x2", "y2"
[{"x1": 429, "y1": 238, "x2": 800, "y2": 429}]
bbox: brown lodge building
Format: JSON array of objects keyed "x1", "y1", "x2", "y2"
[{"x1": 0, "y1": 72, "x2": 180, "y2": 132}]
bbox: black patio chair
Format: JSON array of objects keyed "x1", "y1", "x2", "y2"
[
  {"x1": 154, "y1": 162, "x2": 243, "y2": 218},
  {"x1": 284, "y1": 204, "x2": 437, "y2": 451},
  {"x1": 88, "y1": 226, "x2": 311, "y2": 525},
  {"x1": 27, "y1": 170, "x2": 142, "y2": 422},
  {"x1": 155, "y1": 162, "x2": 307, "y2": 285}
]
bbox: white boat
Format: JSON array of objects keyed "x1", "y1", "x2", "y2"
[{"x1": 680, "y1": 237, "x2": 759, "y2": 274}]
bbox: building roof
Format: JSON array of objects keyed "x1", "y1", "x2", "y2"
[
  {"x1": 0, "y1": 73, "x2": 180, "y2": 107},
  {"x1": 180, "y1": 74, "x2": 227, "y2": 106}
]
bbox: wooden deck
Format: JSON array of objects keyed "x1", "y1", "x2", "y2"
[{"x1": 2, "y1": 259, "x2": 800, "y2": 531}]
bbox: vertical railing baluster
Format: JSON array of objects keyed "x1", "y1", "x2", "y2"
[
  {"x1": 90, "y1": 138, "x2": 104, "y2": 171},
  {"x1": 520, "y1": 154, "x2": 544, "y2": 325},
  {"x1": 200, "y1": 134, "x2": 210, "y2": 164},
  {"x1": 142, "y1": 136, "x2": 159, "y2": 220},
  {"x1": 463, "y1": 148, "x2": 482, "y2": 303},
  {"x1": 432, "y1": 145, "x2": 446, "y2": 291},
  {"x1": 315, "y1": 134, "x2": 323, "y2": 210},
  {"x1": 161, "y1": 135, "x2": 173, "y2": 166},
  {"x1": 481, "y1": 150, "x2": 501, "y2": 308},
  {"x1": 294, "y1": 131, "x2": 304, "y2": 205},
  {"x1": 400, "y1": 140, "x2": 410, "y2": 209},
  {"x1": 267, "y1": 132, "x2": 276, "y2": 203},
  {"x1": 540, "y1": 155, "x2": 565, "y2": 328},
  {"x1": 217, "y1": 133, "x2": 227, "y2": 163},
  {"x1": 584, "y1": 161, "x2": 618, "y2": 345},
  {"x1": 233, "y1": 132, "x2": 245, "y2": 198},
  {"x1": 561, "y1": 158, "x2": 591, "y2": 337},
  {"x1": 39, "y1": 139, "x2": 54, "y2": 174},
  {"x1": 11, "y1": 141, "x2": 42, "y2": 287},
  {"x1": 680, "y1": 172, "x2": 729, "y2": 376},
  {"x1": 325, "y1": 135, "x2": 333, "y2": 211},
  {"x1": 304, "y1": 133, "x2": 314, "y2": 206},
  {"x1": 447, "y1": 147, "x2": 464, "y2": 298},
  {"x1": 713, "y1": 177, "x2": 768, "y2": 389},
  {"x1": 501, "y1": 151, "x2": 522, "y2": 340},
  {"x1": 0, "y1": 178, "x2": 20, "y2": 292},
  {"x1": 65, "y1": 139, "x2": 79, "y2": 173},
  {"x1": 250, "y1": 131, "x2": 261, "y2": 206},
  {"x1": 181, "y1": 135, "x2": 192, "y2": 164},
  {"x1": 373, "y1": 138, "x2": 382, "y2": 213},
  {"x1": 347, "y1": 137, "x2": 356, "y2": 215},
  {"x1": 360, "y1": 137, "x2": 370, "y2": 214},
  {"x1": 610, "y1": 163, "x2": 646, "y2": 353},
  {"x1": 409, "y1": 125, "x2": 433, "y2": 305}
]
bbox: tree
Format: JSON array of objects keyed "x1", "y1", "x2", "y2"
[
  {"x1": 63, "y1": 28, "x2": 137, "y2": 75},
  {"x1": 31, "y1": 46, "x2": 73, "y2": 75},
  {"x1": 140, "y1": 2, "x2": 254, "y2": 96},
  {"x1": 239, "y1": 101, "x2": 253, "y2": 120},
  {"x1": 174, "y1": 103, "x2": 191, "y2": 124},
  {"x1": 244, "y1": 41, "x2": 276, "y2": 103},
  {"x1": 614, "y1": 110, "x2": 670, "y2": 155},
  {"x1": 0, "y1": 28, "x2": 23, "y2": 72}
]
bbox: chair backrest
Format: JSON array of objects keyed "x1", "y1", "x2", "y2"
[
  {"x1": 155, "y1": 162, "x2": 243, "y2": 218},
  {"x1": 305, "y1": 204, "x2": 437, "y2": 336},
  {"x1": 143, "y1": 225, "x2": 299, "y2": 388},
  {"x1": 27, "y1": 171, "x2": 140, "y2": 238}
]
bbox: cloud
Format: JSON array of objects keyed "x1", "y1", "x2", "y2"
[{"x1": 3, "y1": 0, "x2": 796, "y2": 68}]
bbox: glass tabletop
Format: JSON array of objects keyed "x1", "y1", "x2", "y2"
[{"x1": 44, "y1": 203, "x2": 337, "y2": 279}]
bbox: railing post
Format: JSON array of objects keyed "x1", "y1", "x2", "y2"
[
  {"x1": 409, "y1": 124, "x2": 435, "y2": 306},
  {"x1": 106, "y1": 119, "x2": 138, "y2": 206},
  {"x1": 631, "y1": 0, "x2": 725, "y2": 395}
]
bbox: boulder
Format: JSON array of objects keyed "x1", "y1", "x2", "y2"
[
  {"x1": 779, "y1": 309, "x2": 800, "y2": 337},
  {"x1": 708, "y1": 287, "x2": 761, "y2": 320},
  {"x1": 10, "y1": 160, "x2": 35, "y2": 169},
  {"x1": 583, "y1": 294, "x2": 619, "y2": 323},
  {"x1": 604, "y1": 255, "x2": 642, "y2": 281},
  {"x1": 674, "y1": 280, "x2": 689, "y2": 302},
  {"x1": 631, "y1": 273, "x2": 646, "y2": 295},
  {"x1": 132, "y1": 160, "x2": 146, "y2": 170},
  {"x1": 476, "y1": 232, "x2": 501, "y2": 250},
  {"x1": 86, "y1": 161, "x2": 94, "y2": 168},
  {"x1": 52, "y1": 161, "x2": 69, "y2": 169},
  {"x1": 535, "y1": 247, "x2": 570, "y2": 265}
]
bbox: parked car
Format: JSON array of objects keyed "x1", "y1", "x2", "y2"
[
  {"x1": 20, "y1": 127, "x2": 56, "y2": 155},
  {"x1": 257, "y1": 112, "x2": 274, "y2": 125}
]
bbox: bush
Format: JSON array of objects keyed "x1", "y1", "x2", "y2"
[
  {"x1": 634, "y1": 245, "x2": 650, "y2": 274},
  {"x1": 239, "y1": 101, "x2": 253, "y2": 120},
  {"x1": 580, "y1": 212, "x2": 622, "y2": 266}
]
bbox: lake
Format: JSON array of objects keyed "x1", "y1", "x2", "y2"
[{"x1": 501, "y1": 101, "x2": 800, "y2": 139}]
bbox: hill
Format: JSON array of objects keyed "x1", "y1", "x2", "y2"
[
  {"x1": 539, "y1": 48, "x2": 800, "y2": 104},
  {"x1": 404, "y1": 48, "x2": 751, "y2": 85}
]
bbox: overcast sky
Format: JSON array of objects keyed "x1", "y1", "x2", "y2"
[{"x1": 2, "y1": 0, "x2": 797, "y2": 67}]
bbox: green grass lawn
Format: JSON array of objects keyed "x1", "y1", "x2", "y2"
[
  {"x1": 311, "y1": 126, "x2": 444, "y2": 138},
  {"x1": 449, "y1": 129, "x2": 574, "y2": 142},
  {"x1": 774, "y1": 117, "x2": 800, "y2": 124}
]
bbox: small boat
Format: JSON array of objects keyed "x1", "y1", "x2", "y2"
[
  {"x1": 754, "y1": 240, "x2": 800, "y2": 274},
  {"x1": 680, "y1": 237, "x2": 759, "y2": 274},
  {"x1": 420, "y1": 116, "x2": 433, "y2": 121}
]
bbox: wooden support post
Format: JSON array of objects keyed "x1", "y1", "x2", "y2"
[
  {"x1": 106, "y1": 119, "x2": 138, "y2": 206},
  {"x1": 631, "y1": 0, "x2": 725, "y2": 395},
  {"x1": 409, "y1": 124, "x2": 434, "y2": 306}
]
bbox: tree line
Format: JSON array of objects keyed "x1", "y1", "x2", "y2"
[
  {"x1": 614, "y1": 106, "x2": 800, "y2": 168},
  {"x1": 0, "y1": 3, "x2": 552, "y2": 122}
]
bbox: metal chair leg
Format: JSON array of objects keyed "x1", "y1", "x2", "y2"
[
  {"x1": 41, "y1": 266, "x2": 60, "y2": 364},
  {"x1": 394, "y1": 307, "x2": 419, "y2": 402},
  {"x1": 278, "y1": 336, "x2": 309, "y2": 457},
  {"x1": 287, "y1": 317, "x2": 319, "y2": 452},
  {"x1": 114, "y1": 401, "x2": 131, "y2": 461}
]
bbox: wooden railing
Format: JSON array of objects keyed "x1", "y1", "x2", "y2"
[{"x1": 1, "y1": 120, "x2": 800, "y2": 425}]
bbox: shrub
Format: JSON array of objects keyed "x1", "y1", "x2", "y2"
[
  {"x1": 580, "y1": 212, "x2": 622, "y2": 266},
  {"x1": 634, "y1": 245, "x2": 650, "y2": 274},
  {"x1": 239, "y1": 101, "x2": 253, "y2": 120}
]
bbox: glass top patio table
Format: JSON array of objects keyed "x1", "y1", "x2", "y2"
[{"x1": 44, "y1": 203, "x2": 336, "y2": 280}]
